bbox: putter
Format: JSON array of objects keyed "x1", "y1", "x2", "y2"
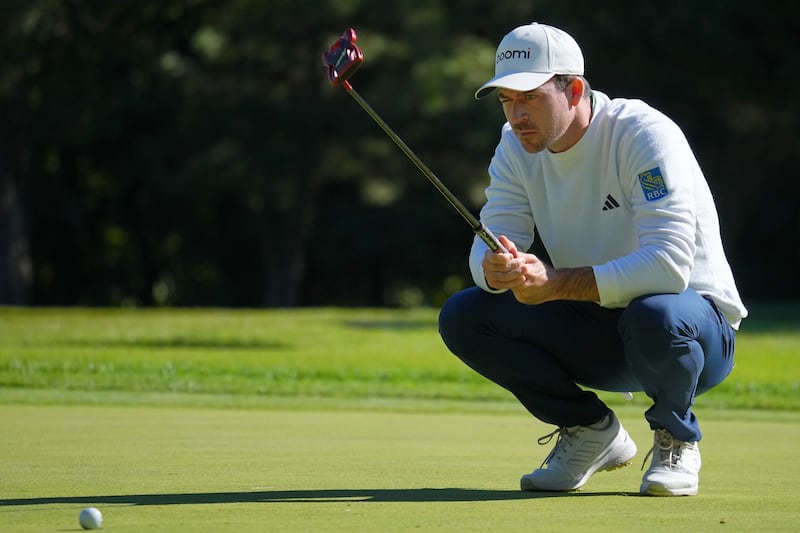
[{"x1": 322, "y1": 28, "x2": 504, "y2": 253}]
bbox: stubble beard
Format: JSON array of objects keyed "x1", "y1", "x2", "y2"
[
  {"x1": 515, "y1": 128, "x2": 556, "y2": 154},
  {"x1": 514, "y1": 114, "x2": 571, "y2": 154}
]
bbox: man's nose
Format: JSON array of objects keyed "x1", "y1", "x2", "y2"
[{"x1": 511, "y1": 100, "x2": 528, "y2": 123}]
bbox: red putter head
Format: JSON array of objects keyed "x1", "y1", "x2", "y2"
[{"x1": 322, "y1": 28, "x2": 364, "y2": 89}]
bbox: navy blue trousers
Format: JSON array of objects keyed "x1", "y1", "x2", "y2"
[{"x1": 438, "y1": 288, "x2": 736, "y2": 442}]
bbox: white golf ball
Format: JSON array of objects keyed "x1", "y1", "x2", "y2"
[{"x1": 79, "y1": 507, "x2": 103, "y2": 530}]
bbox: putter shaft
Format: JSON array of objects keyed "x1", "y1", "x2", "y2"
[{"x1": 343, "y1": 84, "x2": 502, "y2": 252}]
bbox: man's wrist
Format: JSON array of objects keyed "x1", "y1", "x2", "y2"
[{"x1": 553, "y1": 266, "x2": 599, "y2": 302}]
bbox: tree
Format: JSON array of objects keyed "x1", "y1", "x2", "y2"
[{"x1": 1, "y1": 0, "x2": 797, "y2": 306}]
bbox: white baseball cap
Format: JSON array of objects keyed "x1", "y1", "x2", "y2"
[{"x1": 475, "y1": 23, "x2": 584, "y2": 99}]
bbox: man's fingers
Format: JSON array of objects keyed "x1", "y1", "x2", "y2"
[
  {"x1": 482, "y1": 235, "x2": 528, "y2": 289},
  {"x1": 498, "y1": 235, "x2": 519, "y2": 258}
]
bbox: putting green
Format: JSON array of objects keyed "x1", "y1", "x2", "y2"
[{"x1": 1, "y1": 404, "x2": 798, "y2": 532}]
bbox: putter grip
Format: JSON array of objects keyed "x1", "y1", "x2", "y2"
[{"x1": 475, "y1": 224, "x2": 503, "y2": 252}]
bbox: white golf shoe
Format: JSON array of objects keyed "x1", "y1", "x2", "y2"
[
  {"x1": 520, "y1": 412, "x2": 637, "y2": 491},
  {"x1": 640, "y1": 428, "x2": 701, "y2": 496}
]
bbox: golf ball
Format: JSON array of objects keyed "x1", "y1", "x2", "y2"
[{"x1": 79, "y1": 507, "x2": 103, "y2": 530}]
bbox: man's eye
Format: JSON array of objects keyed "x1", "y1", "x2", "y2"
[{"x1": 525, "y1": 94, "x2": 536, "y2": 101}]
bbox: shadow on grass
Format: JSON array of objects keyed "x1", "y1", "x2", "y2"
[
  {"x1": 59, "y1": 338, "x2": 290, "y2": 351},
  {"x1": 344, "y1": 320, "x2": 435, "y2": 331},
  {"x1": 0, "y1": 488, "x2": 640, "y2": 506}
]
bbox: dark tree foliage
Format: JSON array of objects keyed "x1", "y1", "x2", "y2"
[{"x1": 0, "y1": 0, "x2": 797, "y2": 307}]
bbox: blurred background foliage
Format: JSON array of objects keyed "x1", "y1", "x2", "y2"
[{"x1": 0, "y1": 0, "x2": 797, "y2": 308}]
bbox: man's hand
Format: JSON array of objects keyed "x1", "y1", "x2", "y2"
[
  {"x1": 482, "y1": 235, "x2": 600, "y2": 305},
  {"x1": 482, "y1": 235, "x2": 527, "y2": 290}
]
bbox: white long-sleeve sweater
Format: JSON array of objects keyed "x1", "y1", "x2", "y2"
[{"x1": 470, "y1": 90, "x2": 747, "y2": 328}]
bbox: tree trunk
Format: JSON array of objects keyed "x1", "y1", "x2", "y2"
[{"x1": 0, "y1": 171, "x2": 32, "y2": 304}]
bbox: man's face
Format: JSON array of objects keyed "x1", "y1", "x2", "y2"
[{"x1": 498, "y1": 79, "x2": 573, "y2": 153}]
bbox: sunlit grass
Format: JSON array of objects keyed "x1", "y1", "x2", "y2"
[
  {"x1": 1, "y1": 304, "x2": 797, "y2": 410},
  {"x1": 3, "y1": 404, "x2": 798, "y2": 532}
]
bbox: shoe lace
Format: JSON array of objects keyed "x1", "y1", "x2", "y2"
[
  {"x1": 537, "y1": 426, "x2": 582, "y2": 468},
  {"x1": 641, "y1": 429, "x2": 690, "y2": 471}
]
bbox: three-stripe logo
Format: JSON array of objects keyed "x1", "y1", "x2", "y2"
[{"x1": 602, "y1": 194, "x2": 620, "y2": 211}]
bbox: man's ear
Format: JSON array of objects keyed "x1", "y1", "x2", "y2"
[{"x1": 569, "y1": 78, "x2": 585, "y2": 105}]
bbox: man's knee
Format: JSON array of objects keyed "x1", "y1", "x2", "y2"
[{"x1": 438, "y1": 289, "x2": 476, "y2": 353}]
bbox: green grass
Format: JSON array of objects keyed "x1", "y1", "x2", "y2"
[
  {"x1": 1, "y1": 404, "x2": 799, "y2": 532},
  {"x1": 1, "y1": 304, "x2": 798, "y2": 410},
  {"x1": 0, "y1": 305, "x2": 798, "y2": 531},
  {"x1": 0, "y1": 307, "x2": 481, "y2": 403}
]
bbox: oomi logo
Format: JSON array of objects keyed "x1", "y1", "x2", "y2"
[
  {"x1": 497, "y1": 48, "x2": 531, "y2": 63},
  {"x1": 638, "y1": 167, "x2": 669, "y2": 201}
]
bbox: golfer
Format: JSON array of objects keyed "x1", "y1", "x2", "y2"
[{"x1": 438, "y1": 22, "x2": 747, "y2": 496}]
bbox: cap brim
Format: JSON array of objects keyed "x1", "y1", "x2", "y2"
[{"x1": 474, "y1": 72, "x2": 555, "y2": 99}]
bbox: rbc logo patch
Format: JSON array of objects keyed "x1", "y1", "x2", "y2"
[{"x1": 638, "y1": 167, "x2": 669, "y2": 202}]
